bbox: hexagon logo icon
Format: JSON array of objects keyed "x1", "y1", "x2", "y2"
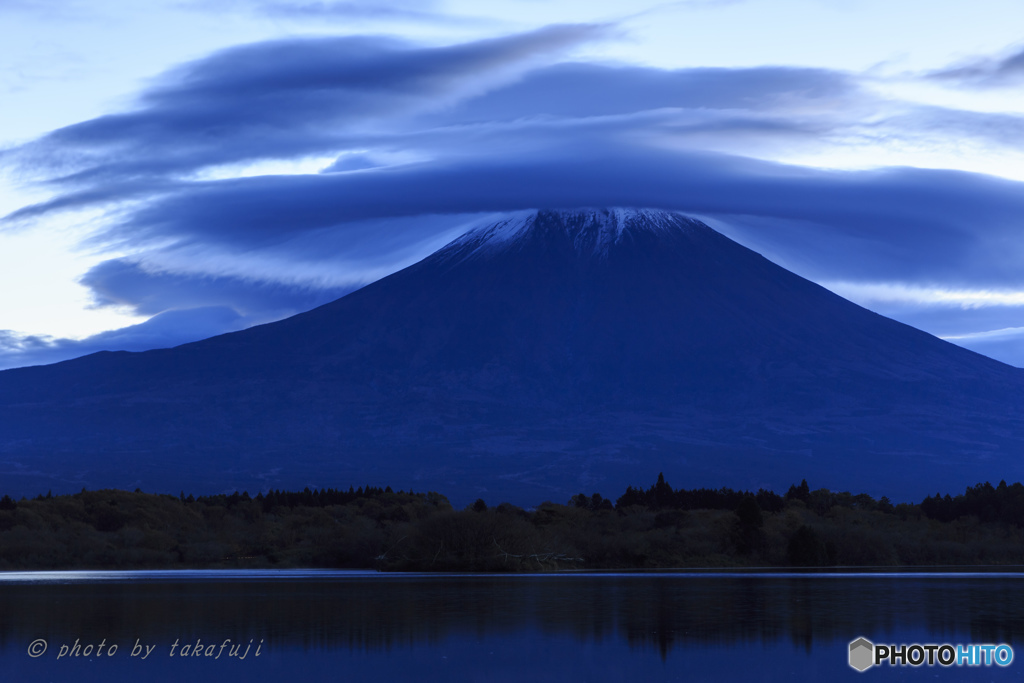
[{"x1": 849, "y1": 637, "x2": 874, "y2": 672}]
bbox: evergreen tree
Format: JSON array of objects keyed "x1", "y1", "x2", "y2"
[
  {"x1": 648, "y1": 472, "x2": 674, "y2": 509},
  {"x1": 785, "y1": 479, "x2": 811, "y2": 503}
]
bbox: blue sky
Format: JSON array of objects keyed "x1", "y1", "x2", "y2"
[{"x1": 2, "y1": 0, "x2": 1024, "y2": 368}]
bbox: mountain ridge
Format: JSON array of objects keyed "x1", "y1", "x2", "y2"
[{"x1": 1, "y1": 208, "x2": 1022, "y2": 503}]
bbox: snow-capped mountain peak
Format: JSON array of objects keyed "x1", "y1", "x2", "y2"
[{"x1": 440, "y1": 208, "x2": 705, "y2": 261}]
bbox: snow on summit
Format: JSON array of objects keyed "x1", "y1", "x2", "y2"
[{"x1": 442, "y1": 208, "x2": 705, "y2": 261}]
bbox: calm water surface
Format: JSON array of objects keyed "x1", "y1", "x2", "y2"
[{"x1": 1, "y1": 569, "x2": 1022, "y2": 681}]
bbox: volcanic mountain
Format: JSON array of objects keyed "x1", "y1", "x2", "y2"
[{"x1": 2, "y1": 208, "x2": 1023, "y2": 503}]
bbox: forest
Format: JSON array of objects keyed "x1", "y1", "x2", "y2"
[{"x1": 1, "y1": 475, "x2": 1024, "y2": 571}]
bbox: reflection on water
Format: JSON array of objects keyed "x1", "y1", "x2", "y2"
[{"x1": 1, "y1": 570, "x2": 1022, "y2": 681}]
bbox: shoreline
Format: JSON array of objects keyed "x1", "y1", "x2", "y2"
[{"x1": 4, "y1": 565, "x2": 1024, "y2": 582}]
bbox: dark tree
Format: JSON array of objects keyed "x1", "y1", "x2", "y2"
[
  {"x1": 616, "y1": 486, "x2": 645, "y2": 509},
  {"x1": 648, "y1": 473, "x2": 674, "y2": 509},
  {"x1": 785, "y1": 479, "x2": 811, "y2": 504}
]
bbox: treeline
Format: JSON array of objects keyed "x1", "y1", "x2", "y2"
[
  {"x1": 919, "y1": 481, "x2": 1024, "y2": 525},
  {"x1": 2, "y1": 476, "x2": 1024, "y2": 571},
  {"x1": 182, "y1": 485, "x2": 444, "y2": 512},
  {"x1": 0, "y1": 485, "x2": 448, "y2": 569},
  {"x1": 608, "y1": 474, "x2": 785, "y2": 513}
]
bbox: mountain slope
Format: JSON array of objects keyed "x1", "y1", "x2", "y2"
[{"x1": 1, "y1": 208, "x2": 1022, "y2": 502}]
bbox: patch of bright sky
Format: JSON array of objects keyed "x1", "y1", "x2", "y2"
[
  {"x1": 466, "y1": 0, "x2": 1024, "y2": 71},
  {"x1": 0, "y1": 173, "x2": 140, "y2": 338},
  {"x1": 192, "y1": 150, "x2": 431, "y2": 182},
  {"x1": 0, "y1": 225, "x2": 145, "y2": 338},
  {"x1": 193, "y1": 156, "x2": 343, "y2": 182},
  {"x1": 0, "y1": 3, "x2": 284, "y2": 142},
  {"x1": 869, "y1": 79, "x2": 1024, "y2": 116},
  {"x1": 943, "y1": 326, "x2": 1024, "y2": 342},
  {"x1": 777, "y1": 135, "x2": 1024, "y2": 182},
  {"x1": 825, "y1": 282, "x2": 1024, "y2": 309}
]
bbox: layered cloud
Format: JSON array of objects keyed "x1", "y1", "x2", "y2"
[
  {"x1": 5, "y1": 26, "x2": 1024, "y2": 368},
  {"x1": 928, "y1": 44, "x2": 1024, "y2": 87},
  {"x1": 9, "y1": 25, "x2": 607, "y2": 187}
]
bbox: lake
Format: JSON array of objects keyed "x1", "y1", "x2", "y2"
[{"x1": 1, "y1": 569, "x2": 1022, "y2": 681}]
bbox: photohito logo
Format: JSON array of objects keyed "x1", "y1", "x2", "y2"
[{"x1": 848, "y1": 637, "x2": 1013, "y2": 671}]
